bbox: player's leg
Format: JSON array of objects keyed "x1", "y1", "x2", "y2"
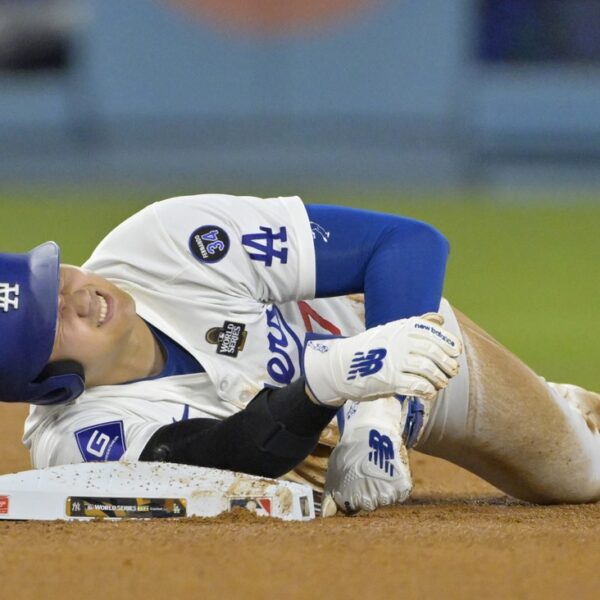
[{"x1": 417, "y1": 306, "x2": 600, "y2": 504}]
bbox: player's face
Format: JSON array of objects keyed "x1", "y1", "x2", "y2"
[{"x1": 49, "y1": 266, "x2": 139, "y2": 382}]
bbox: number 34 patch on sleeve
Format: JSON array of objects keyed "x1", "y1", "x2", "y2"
[{"x1": 189, "y1": 226, "x2": 230, "y2": 263}]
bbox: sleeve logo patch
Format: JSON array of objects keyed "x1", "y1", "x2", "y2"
[
  {"x1": 75, "y1": 421, "x2": 127, "y2": 462},
  {"x1": 189, "y1": 225, "x2": 230, "y2": 263},
  {"x1": 310, "y1": 221, "x2": 330, "y2": 243}
]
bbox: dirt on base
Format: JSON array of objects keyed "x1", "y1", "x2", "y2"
[{"x1": 0, "y1": 403, "x2": 598, "y2": 600}]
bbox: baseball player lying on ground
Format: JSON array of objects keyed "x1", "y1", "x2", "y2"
[{"x1": 1, "y1": 195, "x2": 599, "y2": 516}]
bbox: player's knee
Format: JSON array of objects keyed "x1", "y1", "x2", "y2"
[{"x1": 519, "y1": 468, "x2": 600, "y2": 505}]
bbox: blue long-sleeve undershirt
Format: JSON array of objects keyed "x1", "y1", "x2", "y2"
[{"x1": 305, "y1": 205, "x2": 449, "y2": 329}]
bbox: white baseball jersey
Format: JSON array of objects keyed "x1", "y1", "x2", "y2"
[
  {"x1": 23, "y1": 195, "x2": 365, "y2": 468},
  {"x1": 22, "y1": 194, "x2": 600, "y2": 507}
]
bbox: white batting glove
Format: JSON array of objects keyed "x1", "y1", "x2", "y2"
[
  {"x1": 304, "y1": 313, "x2": 461, "y2": 408},
  {"x1": 321, "y1": 396, "x2": 412, "y2": 517}
]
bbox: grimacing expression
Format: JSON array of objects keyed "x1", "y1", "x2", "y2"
[{"x1": 50, "y1": 266, "x2": 138, "y2": 376}]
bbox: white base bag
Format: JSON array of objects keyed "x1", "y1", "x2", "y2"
[{"x1": 0, "y1": 461, "x2": 315, "y2": 521}]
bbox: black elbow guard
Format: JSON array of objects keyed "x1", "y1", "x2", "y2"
[
  {"x1": 139, "y1": 378, "x2": 336, "y2": 478},
  {"x1": 243, "y1": 382, "x2": 322, "y2": 460}
]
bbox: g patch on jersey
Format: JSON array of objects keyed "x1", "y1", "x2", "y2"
[
  {"x1": 75, "y1": 421, "x2": 126, "y2": 462},
  {"x1": 189, "y1": 225, "x2": 230, "y2": 263}
]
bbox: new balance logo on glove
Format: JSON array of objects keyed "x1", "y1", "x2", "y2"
[
  {"x1": 368, "y1": 429, "x2": 395, "y2": 476},
  {"x1": 347, "y1": 348, "x2": 387, "y2": 380}
]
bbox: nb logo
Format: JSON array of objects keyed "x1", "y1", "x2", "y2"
[
  {"x1": 368, "y1": 429, "x2": 395, "y2": 476},
  {"x1": 0, "y1": 283, "x2": 20, "y2": 312},
  {"x1": 242, "y1": 226, "x2": 288, "y2": 267},
  {"x1": 347, "y1": 348, "x2": 387, "y2": 380}
]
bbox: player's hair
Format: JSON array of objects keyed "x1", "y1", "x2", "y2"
[{"x1": 0, "y1": 243, "x2": 84, "y2": 404}]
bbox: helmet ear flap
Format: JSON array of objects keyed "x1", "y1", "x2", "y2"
[{"x1": 32, "y1": 360, "x2": 86, "y2": 405}]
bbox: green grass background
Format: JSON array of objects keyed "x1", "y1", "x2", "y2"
[{"x1": 2, "y1": 189, "x2": 599, "y2": 390}]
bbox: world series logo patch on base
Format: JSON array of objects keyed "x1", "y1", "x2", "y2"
[
  {"x1": 0, "y1": 462, "x2": 315, "y2": 521},
  {"x1": 66, "y1": 497, "x2": 187, "y2": 519}
]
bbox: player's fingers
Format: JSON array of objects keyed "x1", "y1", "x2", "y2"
[
  {"x1": 378, "y1": 494, "x2": 392, "y2": 507},
  {"x1": 357, "y1": 496, "x2": 376, "y2": 512},
  {"x1": 350, "y1": 490, "x2": 390, "y2": 513},
  {"x1": 333, "y1": 491, "x2": 359, "y2": 515},
  {"x1": 422, "y1": 312, "x2": 445, "y2": 326},
  {"x1": 357, "y1": 480, "x2": 394, "y2": 511},
  {"x1": 409, "y1": 338, "x2": 460, "y2": 377},
  {"x1": 345, "y1": 494, "x2": 362, "y2": 515},
  {"x1": 402, "y1": 355, "x2": 451, "y2": 390},
  {"x1": 395, "y1": 373, "x2": 437, "y2": 401},
  {"x1": 320, "y1": 494, "x2": 338, "y2": 518}
]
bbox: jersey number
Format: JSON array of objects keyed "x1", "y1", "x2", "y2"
[{"x1": 201, "y1": 229, "x2": 225, "y2": 255}]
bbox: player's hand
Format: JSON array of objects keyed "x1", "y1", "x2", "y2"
[
  {"x1": 304, "y1": 313, "x2": 462, "y2": 408},
  {"x1": 321, "y1": 425, "x2": 412, "y2": 516}
]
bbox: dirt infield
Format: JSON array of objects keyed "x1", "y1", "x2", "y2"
[{"x1": 1, "y1": 402, "x2": 598, "y2": 600}]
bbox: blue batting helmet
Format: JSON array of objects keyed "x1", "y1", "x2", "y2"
[{"x1": 0, "y1": 242, "x2": 84, "y2": 405}]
